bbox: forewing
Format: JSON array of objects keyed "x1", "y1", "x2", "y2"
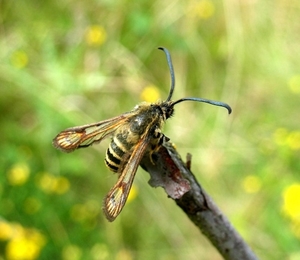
[
  {"x1": 53, "y1": 113, "x2": 131, "y2": 152},
  {"x1": 103, "y1": 133, "x2": 151, "y2": 221}
]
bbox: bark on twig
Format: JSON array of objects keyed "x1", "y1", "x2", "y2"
[{"x1": 140, "y1": 142, "x2": 258, "y2": 260}]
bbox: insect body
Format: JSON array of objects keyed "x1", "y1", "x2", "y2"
[
  {"x1": 104, "y1": 103, "x2": 168, "y2": 174},
  {"x1": 53, "y1": 47, "x2": 232, "y2": 221}
]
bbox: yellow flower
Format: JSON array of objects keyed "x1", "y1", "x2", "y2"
[
  {"x1": 36, "y1": 172, "x2": 56, "y2": 193},
  {"x1": 273, "y1": 128, "x2": 300, "y2": 150},
  {"x1": 242, "y1": 175, "x2": 261, "y2": 194},
  {"x1": 0, "y1": 221, "x2": 14, "y2": 241},
  {"x1": 5, "y1": 228, "x2": 46, "y2": 260},
  {"x1": 52, "y1": 176, "x2": 70, "y2": 194},
  {"x1": 190, "y1": 0, "x2": 215, "y2": 20},
  {"x1": 288, "y1": 75, "x2": 300, "y2": 94},
  {"x1": 286, "y1": 131, "x2": 300, "y2": 150},
  {"x1": 85, "y1": 25, "x2": 107, "y2": 47},
  {"x1": 282, "y1": 183, "x2": 300, "y2": 221},
  {"x1": 140, "y1": 85, "x2": 160, "y2": 102},
  {"x1": 36, "y1": 173, "x2": 70, "y2": 194},
  {"x1": 127, "y1": 185, "x2": 138, "y2": 203},
  {"x1": 10, "y1": 50, "x2": 28, "y2": 69},
  {"x1": 7, "y1": 163, "x2": 30, "y2": 186}
]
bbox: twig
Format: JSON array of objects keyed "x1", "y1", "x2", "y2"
[{"x1": 140, "y1": 142, "x2": 258, "y2": 260}]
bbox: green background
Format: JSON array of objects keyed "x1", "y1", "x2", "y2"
[{"x1": 1, "y1": 0, "x2": 300, "y2": 259}]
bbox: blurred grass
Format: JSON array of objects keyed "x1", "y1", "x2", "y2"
[{"x1": 1, "y1": 0, "x2": 300, "y2": 259}]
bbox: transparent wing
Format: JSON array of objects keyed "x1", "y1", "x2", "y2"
[
  {"x1": 103, "y1": 132, "x2": 151, "y2": 221},
  {"x1": 53, "y1": 112, "x2": 131, "y2": 152}
]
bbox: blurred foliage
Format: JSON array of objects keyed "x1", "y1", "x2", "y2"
[{"x1": 1, "y1": 0, "x2": 300, "y2": 259}]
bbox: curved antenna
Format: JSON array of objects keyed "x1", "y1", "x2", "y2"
[
  {"x1": 172, "y1": 97, "x2": 232, "y2": 114},
  {"x1": 158, "y1": 47, "x2": 175, "y2": 101}
]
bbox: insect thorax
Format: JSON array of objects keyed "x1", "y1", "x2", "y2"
[{"x1": 105, "y1": 103, "x2": 167, "y2": 173}]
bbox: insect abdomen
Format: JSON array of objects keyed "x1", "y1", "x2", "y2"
[{"x1": 105, "y1": 131, "x2": 132, "y2": 173}]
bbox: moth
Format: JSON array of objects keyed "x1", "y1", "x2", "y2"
[{"x1": 52, "y1": 47, "x2": 232, "y2": 221}]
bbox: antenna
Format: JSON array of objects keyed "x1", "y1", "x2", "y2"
[
  {"x1": 158, "y1": 47, "x2": 232, "y2": 114},
  {"x1": 158, "y1": 47, "x2": 175, "y2": 101},
  {"x1": 172, "y1": 97, "x2": 232, "y2": 114}
]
